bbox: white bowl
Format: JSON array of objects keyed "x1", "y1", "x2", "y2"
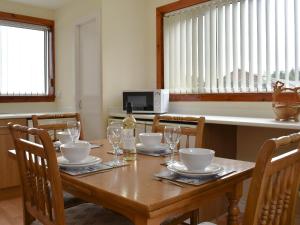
[
  {"x1": 60, "y1": 141, "x2": 91, "y2": 163},
  {"x1": 139, "y1": 133, "x2": 162, "y2": 147},
  {"x1": 179, "y1": 148, "x2": 215, "y2": 171},
  {"x1": 57, "y1": 131, "x2": 72, "y2": 144}
]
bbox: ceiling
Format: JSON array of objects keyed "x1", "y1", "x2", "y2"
[{"x1": 7, "y1": 0, "x2": 73, "y2": 9}]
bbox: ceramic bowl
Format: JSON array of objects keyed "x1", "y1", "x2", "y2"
[
  {"x1": 60, "y1": 141, "x2": 91, "y2": 163},
  {"x1": 179, "y1": 148, "x2": 215, "y2": 171},
  {"x1": 139, "y1": 133, "x2": 162, "y2": 147}
]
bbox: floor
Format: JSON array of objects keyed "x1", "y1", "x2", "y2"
[
  {"x1": 0, "y1": 197, "x2": 23, "y2": 225},
  {"x1": 0, "y1": 197, "x2": 300, "y2": 225}
]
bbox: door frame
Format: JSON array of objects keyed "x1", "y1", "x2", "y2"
[
  {"x1": 74, "y1": 12, "x2": 103, "y2": 137},
  {"x1": 74, "y1": 12, "x2": 102, "y2": 112}
]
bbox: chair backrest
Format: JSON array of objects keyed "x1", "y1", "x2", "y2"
[
  {"x1": 32, "y1": 113, "x2": 84, "y2": 142},
  {"x1": 243, "y1": 132, "x2": 300, "y2": 225},
  {"x1": 9, "y1": 123, "x2": 65, "y2": 225},
  {"x1": 152, "y1": 115, "x2": 205, "y2": 148}
]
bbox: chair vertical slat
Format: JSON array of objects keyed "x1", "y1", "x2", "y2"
[
  {"x1": 261, "y1": 177, "x2": 272, "y2": 225},
  {"x1": 280, "y1": 165, "x2": 294, "y2": 224},
  {"x1": 41, "y1": 159, "x2": 52, "y2": 219},
  {"x1": 186, "y1": 135, "x2": 190, "y2": 148}
]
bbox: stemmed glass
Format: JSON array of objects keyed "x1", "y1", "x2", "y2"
[
  {"x1": 67, "y1": 121, "x2": 81, "y2": 143},
  {"x1": 164, "y1": 125, "x2": 181, "y2": 165},
  {"x1": 107, "y1": 125, "x2": 123, "y2": 166}
]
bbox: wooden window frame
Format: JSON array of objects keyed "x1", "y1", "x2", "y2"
[
  {"x1": 0, "y1": 11, "x2": 55, "y2": 103},
  {"x1": 156, "y1": 0, "x2": 272, "y2": 102}
]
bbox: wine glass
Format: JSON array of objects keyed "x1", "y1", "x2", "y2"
[
  {"x1": 107, "y1": 125, "x2": 123, "y2": 166},
  {"x1": 164, "y1": 125, "x2": 181, "y2": 165},
  {"x1": 108, "y1": 121, "x2": 123, "y2": 155},
  {"x1": 67, "y1": 121, "x2": 81, "y2": 143}
]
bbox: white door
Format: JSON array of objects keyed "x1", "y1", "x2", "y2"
[{"x1": 75, "y1": 16, "x2": 102, "y2": 140}]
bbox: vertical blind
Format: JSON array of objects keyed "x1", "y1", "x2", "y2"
[
  {"x1": 0, "y1": 21, "x2": 50, "y2": 96},
  {"x1": 163, "y1": 0, "x2": 300, "y2": 94}
]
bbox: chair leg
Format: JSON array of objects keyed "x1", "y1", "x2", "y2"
[
  {"x1": 23, "y1": 208, "x2": 34, "y2": 225},
  {"x1": 190, "y1": 209, "x2": 199, "y2": 225}
]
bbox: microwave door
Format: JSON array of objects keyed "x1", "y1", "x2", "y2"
[{"x1": 123, "y1": 92, "x2": 154, "y2": 112}]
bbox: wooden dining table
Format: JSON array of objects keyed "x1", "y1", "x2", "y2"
[{"x1": 9, "y1": 139, "x2": 254, "y2": 225}]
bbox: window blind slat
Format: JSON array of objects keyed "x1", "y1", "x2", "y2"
[
  {"x1": 275, "y1": 0, "x2": 280, "y2": 82},
  {"x1": 186, "y1": 12, "x2": 193, "y2": 93},
  {"x1": 192, "y1": 10, "x2": 198, "y2": 93},
  {"x1": 265, "y1": 0, "x2": 271, "y2": 91},
  {"x1": 169, "y1": 16, "x2": 175, "y2": 93},
  {"x1": 284, "y1": 0, "x2": 290, "y2": 87},
  {"x1": 217, "y1": 5, "x2": 224, "y2": 93},
  {"x1": 174, "y1": 15, "x2": 180, "y2": 93},
  {"x1": 205, "y1": 9, "x2": 211, "y2": 93},
  {"x1": 232, "y1": 0, "x2": 239, "y2": 92},
  {"x1": 180, "y1": 13, "x2": 187, "y2": 93},
  {"x1": 240, "y1": 0, "x2": 246, "y2": 92},
  {"x1": 198, "y1": 11, "x2": 204, "y2": 93},
  {"x1": 163, "y1": 17, "x2": 170, "y2": 91},
  {"x1": 210, "y1": 7, "x2": 217, "y2": 93},
  {"x1": 225, "y1": 4, "x2": 232, "y2": 92},
  {"x1": 295, "y1": 0, "x2": 300, "y2": 87},
  {"x1": 248, "y1": 0, "x2": 255, "y2": 92},
  {"x1": 257, "y1": 0, "x2": 263, "y2": 92}
]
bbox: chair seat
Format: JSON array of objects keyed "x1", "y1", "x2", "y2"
[
  {"x1": 32, "y1": 203, "x2": 134, "y2": 225},
  {"x1": 63, "y1": 191, "x2": 85, "y2": 208}
]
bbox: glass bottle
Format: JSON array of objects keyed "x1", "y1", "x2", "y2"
[{"x1": 122, "y1": 102, "x2": 137, "y2": 161}]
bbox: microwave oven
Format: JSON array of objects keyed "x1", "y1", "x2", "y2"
[{"x1": 123, "y1": 89, "x2": 169, "y2": 114}]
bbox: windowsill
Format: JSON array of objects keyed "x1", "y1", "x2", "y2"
[
  {"x1": 169, "y1": 93, "x2": 273, "y2": 102},
  {"x1": 0, "y1": 95, "x2": 55, "y2": 103}
]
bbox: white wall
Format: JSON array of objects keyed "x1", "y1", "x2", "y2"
[
  {"x1": 0, "y1": 0, "x2": 57, "y2": 113},
  {"x1": 55, "y1": 0, "x2": 150, "y2": 136},
  {"x1": 54, "y1": 0, "x2": 102, "y2": 112},
  {"x1": 101, "y1": 0, "x2": 149, "y2": 116},
  {"x1": 146, "y1": 0, "x2": 275, "y2": 118}
]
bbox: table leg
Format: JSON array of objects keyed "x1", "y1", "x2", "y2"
[
  {"x1": 134, "y1": 216, "x2": 161, "y2": 225},
  {"x1": 226, "y1": 182, "x2": 243, "y2": 225}
]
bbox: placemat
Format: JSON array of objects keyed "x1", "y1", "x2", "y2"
[
  {"x1": 136, "y1": 150, "x2": 171, "y2": 157},
  {"x1": 60, "y1": 163, "x2": 113, "y2": 176},
  {"x1": 154, "y1": 168, "x2": 235, "y2": 186}
]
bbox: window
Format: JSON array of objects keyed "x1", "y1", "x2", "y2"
[
  {"x1": 0, "y1": 12, "x2": 55, "y2": 102},
  {"x1": 157, "y1": 0, "x2": 300, "y2": 101}
]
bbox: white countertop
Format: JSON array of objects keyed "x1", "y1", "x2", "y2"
[
  {"x1": 0, "y1": 112, "x2": 74, "y2": 120},
  {"x1": 110, "y1": 113, "x2": 300, "y2": 130}
]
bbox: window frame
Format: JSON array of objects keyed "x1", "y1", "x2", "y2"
[
  {"x1": 0, "y1": 11, "x2": 55, "y2": 103},
  {"x1": 156, "y1": 0, "x2": 273, "y2": 102}
]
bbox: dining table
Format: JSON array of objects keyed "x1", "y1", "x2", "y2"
[{"x1": 9, "y1": 139, "x2": 254, "y2": 225}]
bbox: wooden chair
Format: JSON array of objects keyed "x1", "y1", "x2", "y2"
[
  {"x1": 152, "y1": 115, "x2": 205, "y2": 148},
  {"x1": 153, "y1": 115, "x2": 205, "y2": 225},
  {"x1": 199, "y1": 132, "x2": 300, "y2": 225},
  {"x1": 8, "y1": 123, "x2": 133, "y2": 225},
  {"x1": 32, "y1": 113, "x2": 85, "y2": 208},
  {"x1": 32, "y1": 113, "x2": 84, "y2": 142}
]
